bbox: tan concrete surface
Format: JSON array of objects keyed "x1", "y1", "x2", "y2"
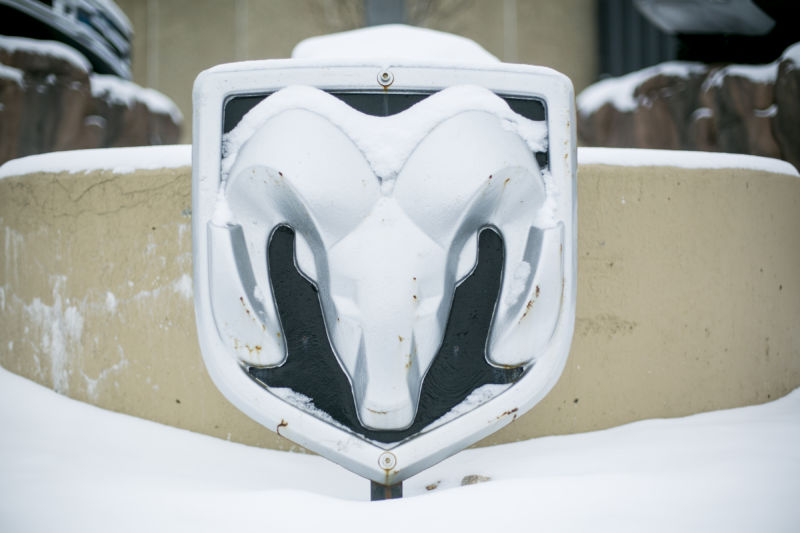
[{"x1": 1, "y1": 162, "x2": 798, "y2": 452}]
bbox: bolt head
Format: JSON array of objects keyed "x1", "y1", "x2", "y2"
[
  {"x1": 378, "y1": 451, "x2": 397, "y2": 470},
  {"x1": 377, "y1": 70, "x2": 394, "y2": 87}
]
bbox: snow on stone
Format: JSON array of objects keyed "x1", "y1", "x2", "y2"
[
  {"x1": 579, "y1": 41, "x2": 800, "y2": 116},
  {"x1": 171, "y1": 274, "x2": 193, "y2": 300},
  {"x1": 754, "y1": 104, "x2": 778, "y2": 118},
  {"x1": 783, "y1": 42, "x2": 800, "y2": 66},
  {"x1": 21, "y1": 276, "x2": 84, "y2": 394},
  {"x1": 0, "y1": 35, "x2": 91, "y2": 72},
  {"x1": 0, "y1": 64, "x2": 24, "y2": 85},
  {"x1": 91, "y1": 74, "x2": 183, "y2": 124},
  {"x1": 0, "y1": 145, "x2": 191, "y2": 179},
  {"x1": 292, "y1": 24, "x2": 499, "y2": 63},
  {"x1": 703, "y1": 62, "x2": 777, "y2": 89},
  {"x1": 577, "y1": 62, "x2": 707, "y2": 115},
  {"x1": 578, "y1": 147, "x2": 799, "y2": 177},
  {"x1": 1, "y1": 366, "x2": 798, "y2": 531},
  {"x1": 222, "y1": 85, "x2": 547, "y2": 182}
]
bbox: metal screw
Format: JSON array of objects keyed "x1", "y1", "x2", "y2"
[
  {"x1": 377, "y1": 69, "x2": 394, "y2": 87},
  {"x1": 378, "y1": 451, "x2": 397, "y2": 470}
]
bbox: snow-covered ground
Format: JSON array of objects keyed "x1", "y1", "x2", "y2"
[{"x1": 1, "y1": 366, "x2": 797, "y2": 532}]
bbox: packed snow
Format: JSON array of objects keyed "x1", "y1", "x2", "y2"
[
  {"x1": 222, "y1": 85, "x2": 547, "y2": 182},
  {"x1": 0, "y1": 366, "x2": 798, "y2": 532},
  {"x1": 293, "y1": 24, "x2": 499, "y2": 63},
  {"x1": 578, "y1": 147, "x2": 799, "y2": 176},
  {"x1": 90, "y1": 74, "x2": 184, "y2": 124},
  {"x1": 0, "y1": 145, "x2": 191, "y2": 179},
  {"x1": 0, "y1": 35, "x2": 91, "y2": 72}
]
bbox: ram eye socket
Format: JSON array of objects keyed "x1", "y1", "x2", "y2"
[{"x1": 247, "y1": 225, "x2": 525, "y2": 443}]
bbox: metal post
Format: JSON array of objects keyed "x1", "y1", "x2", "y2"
[{"x1": 370, "y1": 481, "x2": 403, "y2": 501}]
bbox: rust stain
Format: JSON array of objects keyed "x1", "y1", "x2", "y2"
[
  {"x1": 239, "y1": 296, "x2": 252, "y2": 316},
  {"x1": 367, "y1": 408, "x2": 388, "y2": 415},
  {"x1": 278, "y1": 171, "x2": 283, "y2": 177},
  {"x1": 535, "y1": 285, "x2": 541, "y2": 298},
  {"x1": 504, "y1": 178, "x2": 510, "y2": 186},
  {"x1": 277, "y1": 419, "x2": 288, "y2": 436},
  {"x1": 519, "y1": 299, "x2": 533, "y2": 322},
  {"x1": 425, "y1": 481, "x2": 440, "y2": 491},
  {"x1": 243, "y1": 343, "x2": 263, "y2": 355},
  {"x1": 497, "y1": 407, "x2": 519, "y2": 420},
  {"x1": 404, "y1": 354, "x2": 412, "y2": 370},
  {"x1": 488, "y1": 174, "x2": 493, "y2": 181},
  {"x1": 276, "y1": 332, "x2": 281, "y2": 338},
  {"x1": 412, "y1": 294, "x2": 418, "y2": 302},
  {"x1": 398, "y1": 335, "x2": 404, "y2": 342}
]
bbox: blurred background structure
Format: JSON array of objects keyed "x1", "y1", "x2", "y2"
[
  {"x1": 112, "y1": 0, "x2": 600, "y2": 144},
  {"x1": 0, "y1": 0, "x2": 798, "y2": 163}
]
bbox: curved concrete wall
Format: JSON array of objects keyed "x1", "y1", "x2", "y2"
[{"x1": 1, "y1": 152, "x2": 798, "y2": 451}]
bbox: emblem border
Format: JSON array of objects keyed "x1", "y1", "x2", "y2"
[{"x1": 192, "y1": 60, "x2": 577, "y2": 484}]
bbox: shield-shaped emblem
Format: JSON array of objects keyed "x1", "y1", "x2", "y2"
[{"x1": 192, "y1": 61, "x2": 576, "y2": 485}]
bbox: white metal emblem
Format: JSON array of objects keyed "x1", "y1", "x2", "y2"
[{"x1": 193, "y1": 61, "x2": 576, "y2": 485}]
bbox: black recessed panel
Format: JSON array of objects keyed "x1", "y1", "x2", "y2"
[{"x1": 248, "y1": 226, "x2": 525, "y2": 443}]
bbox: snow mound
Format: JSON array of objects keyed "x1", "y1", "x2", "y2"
[
  {"x1": 91, "y1": 74, "x2": 184, "y2": 124},
  {"x1": 578, "y1": 147, "x2": 799, "y2": 177},
  {"x1": 0, "y1": 35, "x2": 91, "y2": 72},
  {"x1": 0, "y1": 145, "x2": 191, "y2": 179},
  {"x1": 0, "y1": 366, "x2": 798, "y2": 531},
  {"x1": 292, "y1": 24, "x2": 499, "y2": 63}
]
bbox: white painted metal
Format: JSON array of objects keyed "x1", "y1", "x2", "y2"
[{"x1": 192, "y1": 59, "x2": 577, "y2": 485}]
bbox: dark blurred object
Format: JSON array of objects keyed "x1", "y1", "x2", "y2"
[
  {"x1": 0, "y1": 36, "x2": 180, "y2": 167},
  {"x1": 598, "y1": 0, "x2": 678, "y2": 78},
  {"x1": 577, "y1": 43, "x2": 800, "y2": 169},
  {"x1": 635, "y1": 0, "x2": 800, "y2": 65},
  {"x1": 635, "y1": 0, "x2": 774, "y2": 35},
  {"x1": 0, "y1": 0, "x2": 132, "y2": 79}
]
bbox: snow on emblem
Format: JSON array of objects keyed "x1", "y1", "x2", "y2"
[{"x1": 192, "y1": 63, "x2": 576, "y2": 485}]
